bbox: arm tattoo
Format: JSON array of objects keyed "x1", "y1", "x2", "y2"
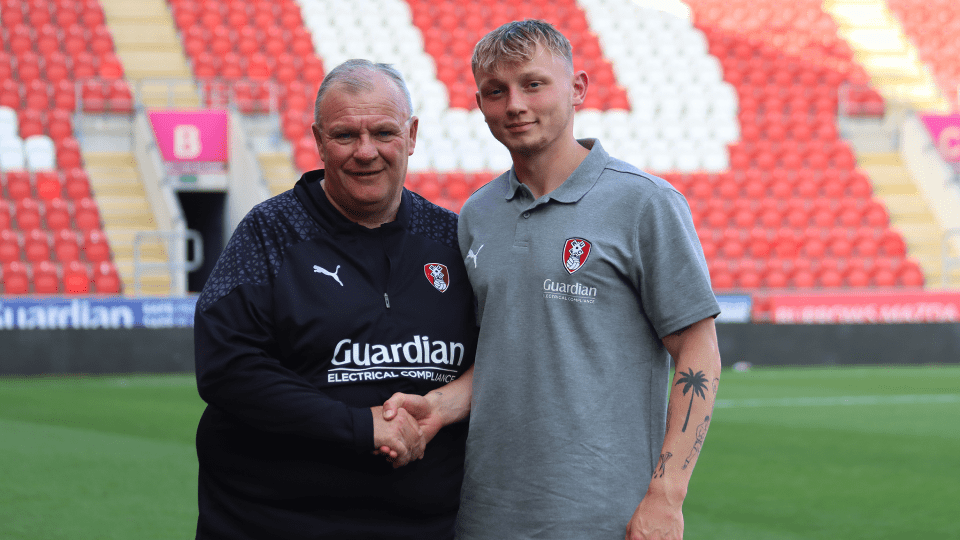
[
  {"x1": 682, "y1": 415, "x2": 710, "y2": 470},
  {"x1": 653, "y1": 452, "x2": 672, "y2": 479},
  {"x1": 674, "y1": 368, "x2": 709, "y2": 432},
  {"x1": 712, "y1": 377, "x2": 719, "y2": 395}
]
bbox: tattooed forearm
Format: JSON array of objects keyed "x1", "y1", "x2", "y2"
[
  {"x1": 682, "y1": 415, "x2": 711, "y2": 470},
  {"x1": 653, "y1": 452, "x2": 672, "y2": 479},
  {"x1": 712, "y1": 377, "x2": 719, "y2": 395}
]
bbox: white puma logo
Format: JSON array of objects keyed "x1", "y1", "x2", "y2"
[
  {"x1": 465, "y1": 244, "x2": 483, "y2": 268},
  {"x1": 314, "y1": 264, "x2": 343, "y2": 286}
]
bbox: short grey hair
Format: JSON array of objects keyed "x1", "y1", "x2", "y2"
[
  {"x1": 313, "y1": 59, "x2": 413, "y2": 130},
  {"x1": 472, "y1": 19, "x2": 574, "y2": 76}
]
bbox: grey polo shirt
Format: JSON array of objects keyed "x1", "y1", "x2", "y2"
[{"x1": 456, "y1": 139, "x2": 720, "y2": 540}]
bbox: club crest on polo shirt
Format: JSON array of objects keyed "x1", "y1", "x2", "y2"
[
  {"x1": 424, "y1": 263, "x2": 450, "y2": 292},
  {"x1": 562, "y1": 238, "x2": 592, "y2": 274}
]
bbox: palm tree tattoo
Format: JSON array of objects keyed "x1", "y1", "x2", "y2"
[{"x1": 675, "y1": 368, "x2": 709, "y2": 432}]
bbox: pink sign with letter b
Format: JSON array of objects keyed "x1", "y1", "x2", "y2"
[{"x1": 149, "y1": 110, "x2": 228, "y2": 162}]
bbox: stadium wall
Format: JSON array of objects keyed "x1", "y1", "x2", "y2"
[{"x1": 1, "y1": 324, "x2": 958, "y2": 376}]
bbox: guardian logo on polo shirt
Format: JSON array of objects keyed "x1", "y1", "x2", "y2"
[
  {"x1": 563, "y1": 238, "x2": 592, "y2": 274},
  {"x1": 424, "y1": 263, "x2": 449, "y2": 292}
]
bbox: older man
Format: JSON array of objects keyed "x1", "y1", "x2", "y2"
[
  {"x1": 383, "y1": 20, "x2": 722, "y2": 540},
  {"x1": 193, "y1": 59, "x2": 477, "y2": 540}
]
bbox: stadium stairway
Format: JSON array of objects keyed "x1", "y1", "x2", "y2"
[
  {"x1": 824, "y1": 0, "x2": 949, "y2": 111},
  {"x1": 99, "y1": 0, "x2": 199, "y2": 108},
  {"x1": 80, "y1": 150, "x2": 171, "y2": 294},
  {"x1": 860, "y1": 151, "x2": 960, "y2": 287}
]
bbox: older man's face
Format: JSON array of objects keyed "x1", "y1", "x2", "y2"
[{"x1": 312, "y1": 74, "x2": 417, "y2": 225}]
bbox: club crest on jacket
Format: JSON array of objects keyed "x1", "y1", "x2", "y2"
[{"x1": 424, "y1": 263, "x2": 449, "y2": 292}]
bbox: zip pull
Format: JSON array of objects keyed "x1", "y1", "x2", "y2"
[{"x1": 384, "y1": 293, "x2": 391, "y2": 309}]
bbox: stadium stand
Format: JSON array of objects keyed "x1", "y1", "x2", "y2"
[
  {"x1": 0, "y1": 0, "x2": 120, "y2": 294},
  {"x1": 4, "y1": 0, "x2": 948, "y2": 298},
  {"x1": 887, "y1": 0, "x2": 960, "y2": 111}
]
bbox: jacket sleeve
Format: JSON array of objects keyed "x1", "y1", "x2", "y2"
[{"x1": 193, "y1": 210, "x2": 373, "y2": 452}]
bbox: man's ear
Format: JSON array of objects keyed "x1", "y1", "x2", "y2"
[
  {"x1": 311, "y1": 122, "x2": 324, "y2": 162},
  {"x1": 407, "y1": 116, "x2": 419, "y2": 155},
  {"x1": 572, "y1": 70, "x2": 588, "y2": 107}
]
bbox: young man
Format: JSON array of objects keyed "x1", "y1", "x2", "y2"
[
  {"x1": 193, "y1": 60, "x2": 477, "y2": 539},
  {"x1": 383, "y1": 20, "x2": 721, "y2": 540}
]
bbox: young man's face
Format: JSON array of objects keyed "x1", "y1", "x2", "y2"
[
  {"x1": 474, "y1": 45, "x2": 586, "y2": 158},
  {"x1": 311, "y1": 73, "x2": 417, "y2": 223}
]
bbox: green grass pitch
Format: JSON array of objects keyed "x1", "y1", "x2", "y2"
[{"x1": 0, "y1": 365, "x2": 957, "y2": 539}]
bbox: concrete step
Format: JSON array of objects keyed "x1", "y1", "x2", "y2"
[{"x1": 878, "y1": 194, "x2": 935, "y2": 220}]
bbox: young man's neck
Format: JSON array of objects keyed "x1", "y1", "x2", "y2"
[{"x1": 512, "y1": 137, "x2": 590, "y2": 199}]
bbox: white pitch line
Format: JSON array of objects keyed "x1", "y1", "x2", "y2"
[{"x1": 715, "y1": 394, "x2": 960, "y2": 408}]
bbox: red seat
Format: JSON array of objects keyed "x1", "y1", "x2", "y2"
[
  {"x1": 36, "y1": 171, "x2": 63, "y2": 200},
  {"x1": 54, "y1": 229, "x2": 81, "y2": 263},
  {"x1": 93, "y1": 260, "x2": 121, "y2": 294},
  {"x1": 63, "y1": 260, "x2": 91, "y2": 294},
  {"x1": 15, "y1": 198, "x2": 43, "y2": 230},
  {"x1": 31, "y1": 259, "x2": 60, "y2": 294},
  {"x1": 0, "y1": 229, "x2": 20, "y2": 263},
  {"x1": 44, "y1": 197, "x2": 72, "y2": 231},
  {"x1": 0, "y1": 203, "x2": 11, "y2": 230},
  {"x1": 82, "y1": 229, "x2": 111, "y2": 263},
  {"x1": 74, "y1": 197, "x2": 102, "y2": 231},
  {"x1": 64, "y1": 168, "x2": 92, "y2": 199},
  {"x1": 1, "y1": 260, "x2": 29, "y2": 294},
  {"x1": 23, "y1": 228, "x2": 51, "y2": 263},
  {"x1": 5, "y1": 171, "x2": 33, "y2": 200},
  {"x1": 899, "y1": 260, "x2": 925, "y2": 287}
]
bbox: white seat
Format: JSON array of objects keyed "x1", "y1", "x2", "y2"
[
  {"x1": 0, "y1": 106, "x2": 18, "y2": 140},
  {"x1": 701, "y1": 147, "x2": 730, "y2": 171},
  {"x1": 23, "y1": 135, "x2": 56, "y2": 171},
  {"x1": 0, "y1": 137, "x2": 25, "y2": 171}
]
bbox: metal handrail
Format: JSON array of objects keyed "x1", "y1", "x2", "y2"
[
  {"x1": 133, "y1": 229, "x2": 203, "y2": 297},
  {"x1": 943, "y1": 228, "x2": 960, "y2": 288}
]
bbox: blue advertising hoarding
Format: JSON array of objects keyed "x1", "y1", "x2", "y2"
[{"x1": 0, "y1": 296, "x2": 198, "y2": 330}]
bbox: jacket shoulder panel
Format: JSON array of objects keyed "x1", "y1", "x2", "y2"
[{"x1": 197, "y1": 191, "x2": 320, "y2": 312}]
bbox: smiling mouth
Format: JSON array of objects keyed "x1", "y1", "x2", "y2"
[{"x1": 348, "y1": 170, "x2": 383, "y2": 177}]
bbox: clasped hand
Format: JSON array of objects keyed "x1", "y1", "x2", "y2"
[{"x1": 371, "y1": 392, "x2": 443, "y2": 468}]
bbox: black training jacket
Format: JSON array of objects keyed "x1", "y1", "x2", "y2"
[{"x1": 194, "y1": 170, "x2": 477, "y2": 540}]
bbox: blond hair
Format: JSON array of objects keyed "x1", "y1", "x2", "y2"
[{"x1": 471, "y1": 19, "x2": 574, "y2": 75}]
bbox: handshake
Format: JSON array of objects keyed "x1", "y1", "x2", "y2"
[{"x1": 370, "y1": 391, "x2": 444, "y2": 468}]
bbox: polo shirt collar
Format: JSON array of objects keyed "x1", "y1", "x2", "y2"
[{"x1": 505, "y1": 139, "x2": 609, "y2": 203}]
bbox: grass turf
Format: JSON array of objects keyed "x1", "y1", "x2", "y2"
[{"x1": 0, "y1": 365, "x2": 957, "y2": 539}]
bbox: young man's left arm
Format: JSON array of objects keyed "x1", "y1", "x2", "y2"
[{"x1": 626, "y1": 316, "x2": 721, "y2": 540}]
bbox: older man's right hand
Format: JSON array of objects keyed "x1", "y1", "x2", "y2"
[{"x1": 370, "y1": 405, "x2": 424, "y2": 468}]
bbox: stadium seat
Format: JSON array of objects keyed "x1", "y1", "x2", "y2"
[
  {"x1": 63, "y1": 260, "x2": 91, "y2": 294},
  {"x1": 44, "y1": 197, "x2": 72, "y2": 231},
  {"x1": 35, "y1": 171, "x2": 63, "y2": 200},
  {"x1": 24, "y1": 135, "x2": 56, "y2": 171},
  {"x1": 1, "y1": 260, "x2": 29, "y2": 294},
  {"x1": 15, "y1": 198, "x2": 42, "y2": 230},
  {"x1": 0, "y1": 229, "x2": 20, "y2": 263},
  {"x1": 93, "y1": 260, "x2": 121, "y2": 294},
  {"x1": 32, "y1": 259, "x2": 59, "y2": 294},
  {"x1": 54, "y1": 228, "x2": 81, "y2": 263},
  {"x1": 23, "y1": 224, "x2": 50, "y2": 257},
  {"x1": 4, "y1": 170, "x2": 32, "y2": 199},
  {"x1": 82, "y1": 229, "x2": 111, "y2": 263}
]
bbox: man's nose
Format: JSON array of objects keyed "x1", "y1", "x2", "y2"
[
  {"x1": 354, "y1": 133, "x2": 378, "y2": 161},
  {"x1": 505, "y1": 90, "x2": 526, "y2": 115}
]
